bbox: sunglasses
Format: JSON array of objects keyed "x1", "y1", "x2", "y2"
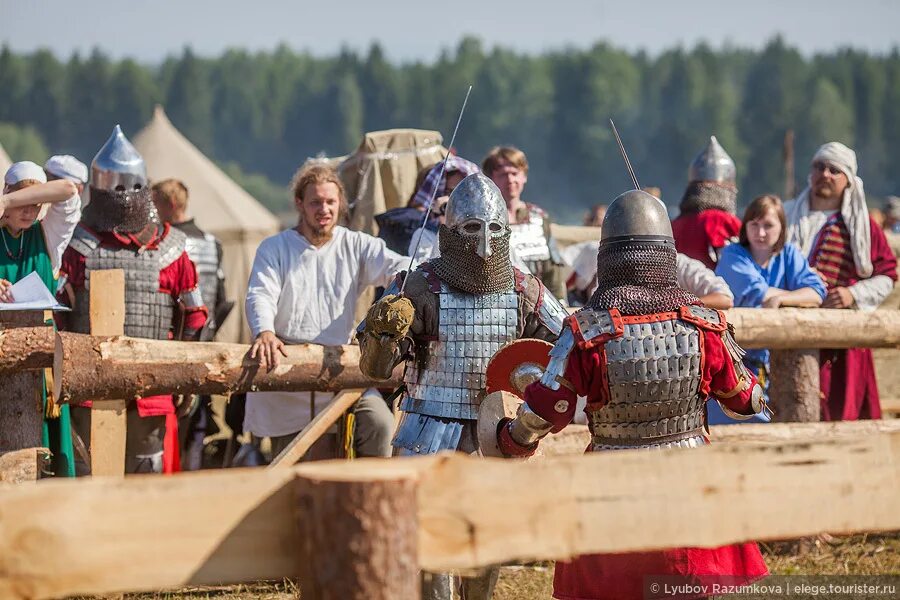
[{"x1": 812, "y1": 161, "x2": 843, "y2": 176}]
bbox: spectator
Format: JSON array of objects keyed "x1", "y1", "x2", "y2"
[
  {"x1": 583, "y1": 203, "x2": 607, "y2": 227},
  {"x1": 714, "y1": 194, "x2": 827, "y2": 424}
]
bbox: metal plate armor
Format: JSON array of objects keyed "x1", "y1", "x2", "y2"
[
  {"x1": 69, "y1": 226, "x2": 187, "y2": 340},
  {"x1": 400, "y1": 281, "x2": 519, "y2": 420},
  {"x1": 184, "y1": 233, "x2": 220, "y2": 323},
  {"x1": 510, "y1": 207, "x2": 551, "y2": 263}
]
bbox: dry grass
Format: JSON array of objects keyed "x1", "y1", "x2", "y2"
[{"x1": 116, "y1": 532, "x2": 898, "y2": 599}]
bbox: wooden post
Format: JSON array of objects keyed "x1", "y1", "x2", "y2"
[
  {"x1": 88, "y1": 270, "x2": 127, "y2": 477},
  {"x1": 768, "y1": 349, "x2": 821, "y2": 422},
  {"x1": 295, "y1": 464, "x2": 420, "y2": 600},
  {"x1": 0, "y1": 312, "x2": 46, "y2": 456}
]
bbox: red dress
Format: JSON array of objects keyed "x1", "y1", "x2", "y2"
[
  {"x1": 672, "y1": 210, "x2": 741, "y2": 270},
  {"x1": 521, "y1": 309, "x2": 769, "y2": 600},
  {"x1": 809, "y1": 216, "x2": 898, "y2": 420},
  {"x1": 59, "y1": 224, "x2": 208, "y2": 473}
]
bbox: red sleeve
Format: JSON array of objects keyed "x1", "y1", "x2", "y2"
[
  {"x1": 869, "y1": 219, "x2": 898, "y2": 280},
  {"x1": 522, "y1": 345, "x2": 601, "y2": 432},
  {"x1": 159, "y1": 251, "x2": 208, "y2": 330},
  {"x1": 702, "y1": 330, "x2": 757, "y2": 415},
  {"x1": 58, "y1": 246, "x2": 87, "y2": 295},
  {"x1": 701, "y1": 210, "x2": 742, "y2": 249}
]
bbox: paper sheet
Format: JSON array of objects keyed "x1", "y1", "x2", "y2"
[{"x1": 0, "y1": 271, "x2": 70, "y2": 311}]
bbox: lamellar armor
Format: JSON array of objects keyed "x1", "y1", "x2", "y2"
[
  {"x1": 184, "y1": 232, "x2": 222, "y2": 328},
  {"x1": 679, "y1": 135, "x2": 738, "y2": 215},
  {"x1": 67, "y1": 225, "x2": 195, "y2": 340}
]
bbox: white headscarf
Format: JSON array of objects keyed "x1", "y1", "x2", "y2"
[{"x1": 785, "y1": 142, "x2": 872, "y2": 278}]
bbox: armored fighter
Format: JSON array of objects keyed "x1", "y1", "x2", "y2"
[
  {"x1": 490, "y1": 189, "x2": 769, "y2": 600},
  {"x1": 358, "y1": 173, "x2": 567, "y2": 599},
  {"x1": 671, "y1": 136, "x2": 742, "y2": 269},
  {"x1": 58, "y1": 126, "x2": 207, "y2": 475}
]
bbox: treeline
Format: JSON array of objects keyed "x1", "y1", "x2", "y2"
[{"x1": 1, "y1": 37, "x2": 899, "y2": 222}]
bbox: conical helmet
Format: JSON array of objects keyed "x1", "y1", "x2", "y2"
[
  {"x1": 445, "y1": 173, "x2": 508, "y2": 230},
  {"x1": 600, "y1": 189, "x2": 673, "y2": 246},
  {"x1": 688, "y1": 136, "x2": 736, "y2": 185},
  {"x1": 90, "y1": 125, "x2": 147, "y2": 192}
]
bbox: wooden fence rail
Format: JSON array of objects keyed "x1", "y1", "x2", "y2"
[{"x1": 0, "y1": 421, "x2": 897, "y2": 600}]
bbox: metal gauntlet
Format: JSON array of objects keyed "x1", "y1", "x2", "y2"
[{"x1": 508, "y1": 403, "x2": 554, "y2": 447}]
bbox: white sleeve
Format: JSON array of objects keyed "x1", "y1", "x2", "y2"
[
  {"x1": 848, "y1": 275, "x2": 895, "y2": 311},
  {"x1": 677, "y1": 253, "x2": 733, "y2": 298},
  {"x1": 40, "y1": 193, "x2": 81, "y2": 275},
  {"x1": 408, "y1": 229, "x2": 436, "y2": 269},
  {"x1": 362, "y1": 233, "x2": 408, "y2": 288},
  {"x1": 245, "y1": 241, "x2": 283, "y2": 338}
]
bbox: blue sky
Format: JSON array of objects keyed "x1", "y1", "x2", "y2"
[{"x1": 3, "y1": 0, "x2": 899, "y2": 62}]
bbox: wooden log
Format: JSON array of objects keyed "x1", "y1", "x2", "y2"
[
  {"x1": 0, "y1": 312, "x2": 46, "y2": 453},
  {"x1": 725, "y1": 307, "x2": 900, "y2": 349},
  {"x1": 768, "y1": 349, "x2": 821, "y2": 422},
  {"x1": 0, "y1": 326, "x2": 54, "y2": 372},
  {"x1": 549, "y1": 223, "x2": 599, "y2": 246},
  {"x1": 0, "y1": 428, "x2": 897, "y2": 599},
  {"x1": 54, "y1": 332, "x2": 403, "y2": 403},
  {"x1": 295, "y1": 464, "x2": 419, "y2": 600},
  {"x1": 88, "y1": 270, "x2": 127, "y2": 478},
  {"x1": 0, "y1": 447, "x2": 49, "y2": 483},
  {"x1": 269, "y1": 389, "x2": 363, "y2": 468}
]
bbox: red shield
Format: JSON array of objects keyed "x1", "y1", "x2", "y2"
[{"x1": 486, "y1": 338, "x2": 554, "y2": 397}]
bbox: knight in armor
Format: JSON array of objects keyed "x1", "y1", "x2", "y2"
[
  {"x1": 358, "y1": 173, "x2": 567, "y2": 600},
  {"x1": 493, "y1": 189, "x2": 769, "y2": 600},
  {"x1": 152, "y1": 178, "x2": 229, "y2": 469},
  {"x1": 482, "y1": 146, "x2": 567, "y2": 300},
  {"x1": 58, "y1": 125, "x2": 208, "y2": 475},
  {"x1": 671, "y1": 136, "x2": 743, "y2": 269}
]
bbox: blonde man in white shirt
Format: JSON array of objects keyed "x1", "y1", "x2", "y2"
[{"x1": 245, "y1": 164, "x2": 407, "y2": 458}]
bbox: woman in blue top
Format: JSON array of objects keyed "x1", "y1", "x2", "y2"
[{"x1": 713, "y1": 194, "x2": 827, "y2": 424}]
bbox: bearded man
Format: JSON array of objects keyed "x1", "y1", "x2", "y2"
[
  {"x1": 784, "y1": 142, "x2": 897, "y2": 420},
  {"x1": 244, "y1": 164, "x2": 406, "y2": 459},
  {"x1": 358, "y1": 173, "x2": 567, "y2": 600},
  {"x1": 493, "y1": 189, "x2": 769, "y2": 600},
  {"x1": 672, "y1": 136, "x2": 742, "y2": 269},
  {"x1": 59, "y1": 125, "x2": 208, "y2": 475}
]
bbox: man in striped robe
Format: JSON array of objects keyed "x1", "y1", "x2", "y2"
[{"x1": 785, "y1": 142, "x2": 897, "y2": 420}]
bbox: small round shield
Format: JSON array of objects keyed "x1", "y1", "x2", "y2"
[
  {"x1": 485, "y1": 338, "x2": 554, "y2": 397},
  {"x1": 477, "y1": 390, "x2": 523, "y2": 458}
]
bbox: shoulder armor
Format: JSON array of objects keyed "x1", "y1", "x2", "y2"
[
  {"x1": 540, "y1": 326, "x2": 575, "y2": 391},
  {"x1": 68, "y1": 224, "x2": 100, "y2": 257},
  {"x1": 527, "y1": 203, "x2": 549, "y2": 219},
  {"x1": 158, "y1": 227, "x2": 187, "y2": 269},
  {"x1": 536, "y1": 282, "x2": 567, "y2": 336},
  {"x1": 679, "y1": 304, "x2": 727, "y2": 332},
  {"x1": 571, "y1": 307, "x2": 623, "y2": 347}
]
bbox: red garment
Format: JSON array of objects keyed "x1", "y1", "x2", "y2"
[
  {"x1": 522, "y1": 310, "x2": 768, "y2": 600},
  {"x1": 672, "y1": 210, "x2": 741, "y2": 270},
  {"x1": 809, "y1": 217, "x2": 897, "y2": 421}
]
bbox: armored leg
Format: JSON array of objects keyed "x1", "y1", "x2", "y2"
[
  {"x1": 421, "y1": 571, "x2": 453, "y2": 600},
  {"x1": 124, "y1": 409, "x2": 166, "y2": 474},
  {"x1": 459, "y1": 566, "x2": 499, "y2": 600},
  {"x1": 352, "y1": 388, "x2": 394, "y2": 458}
]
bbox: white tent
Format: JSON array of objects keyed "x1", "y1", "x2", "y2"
[
  {"x1": 134, "y1": 106, "x2": 281, "y2": 343},
  {"x1": 0, "y1": 143, "x2": 12, "y2": 177}
]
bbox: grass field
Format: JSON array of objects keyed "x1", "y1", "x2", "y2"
[{"x1": 118, "y1": 532, "x2": 899, "y2": 599}]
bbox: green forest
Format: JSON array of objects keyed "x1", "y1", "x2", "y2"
[{"x1": 1, "y1": 37, "x2": 898, "y2": 223}]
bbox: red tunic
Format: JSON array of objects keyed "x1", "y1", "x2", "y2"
[
  {"x1": 672, "y1": 210, "x2": 741, "y2": 270},
  {"x1": 522, "y1": 310, "x2": 768, "y2": 600},
  {"x1": 809, "y1": 216, "x2": 898, "y2": 420}
]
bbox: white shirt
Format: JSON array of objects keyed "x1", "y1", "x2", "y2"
[
  {"x1": 244, "y1": 226, "x2": 407, "y2": 436},
  {"x1": 42, "y1": 192, "x2": 82, "y2": 275}
]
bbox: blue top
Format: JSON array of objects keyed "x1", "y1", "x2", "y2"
[{"x1": 715, "y1": 242, "x2": 827, "y2": 366}]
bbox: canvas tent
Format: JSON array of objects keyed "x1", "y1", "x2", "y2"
[
  {"x1": 134, "y1": 106, "x2": 281, "y2": 343},
  {"x1": 336, "y1": 129, "x2": 447, "y2": 234}
]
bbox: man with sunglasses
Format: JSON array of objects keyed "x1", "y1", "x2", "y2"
[{"x1": 784, "y1": 142, "x2": 897, "y2": 421}]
